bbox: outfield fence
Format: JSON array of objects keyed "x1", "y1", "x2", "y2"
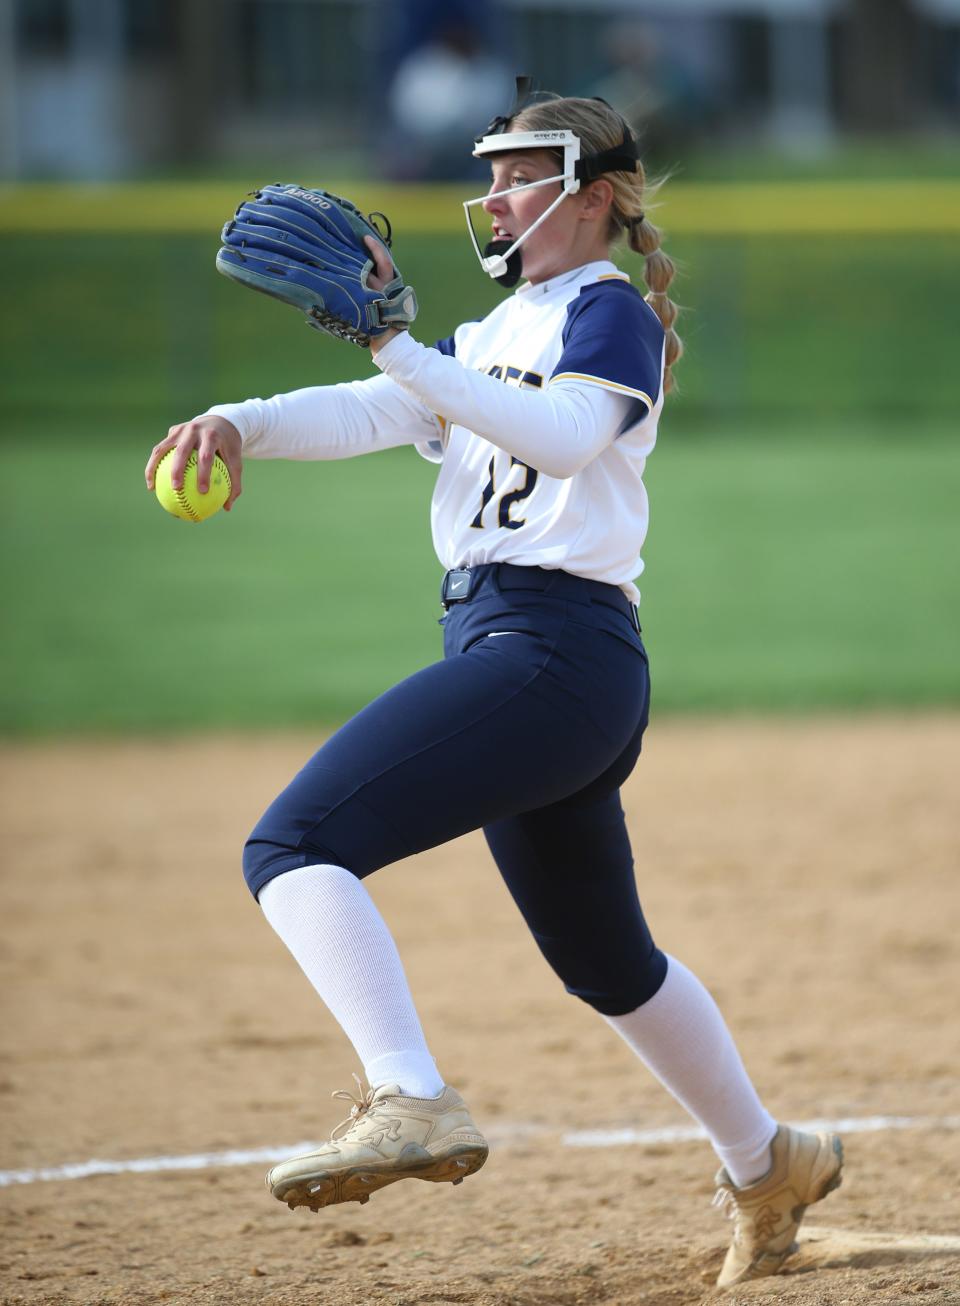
[
  {"x1": 2, "y1": 180, "x2": 959, "y2": 235},
  {"x1": 2, "y1": 180, "x2": 958, "y2": 428}
]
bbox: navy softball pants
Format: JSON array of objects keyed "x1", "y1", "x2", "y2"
[{"x1": 243, "y1": 563, "x2": 667, "y2": 1015}]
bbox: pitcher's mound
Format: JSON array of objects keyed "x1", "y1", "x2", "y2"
[{"x1": 798, "y1": 1225, "x2": 960, "y2": 1270}]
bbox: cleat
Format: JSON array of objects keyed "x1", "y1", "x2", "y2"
[
  {"x1": 714, "y1": 1125, "x2": 843, "y2": 1287},
  {"x1": 266, "y1": 1077, "x2": 488, "y2": 1212}
]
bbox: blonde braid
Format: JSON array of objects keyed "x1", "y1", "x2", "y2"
[
  {"x1": 626, "y1": 209, "x2": 683, "y2": 394},
  {"x1": 512, "y1": 96, "x2": 683, "y2": 395}
]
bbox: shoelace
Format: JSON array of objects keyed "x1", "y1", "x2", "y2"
[
  {"x1": 329, "y1": 1074, "x2": 387, "y2": 1141},
  {"x1": 713, "y1": 1183, "x2": 782, "y2": 1249},
  {"x1": 713, "y1": 1184, "x2": 754, "y2": 1249}
]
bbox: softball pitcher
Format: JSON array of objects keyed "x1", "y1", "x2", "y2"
[{"x1": 146, "y1": 85, "x2": 842, "y2": 1287}]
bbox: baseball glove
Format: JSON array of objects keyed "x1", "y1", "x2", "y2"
[{"x1": 216, "y1": 183, "x2": 418, "y2": 347}]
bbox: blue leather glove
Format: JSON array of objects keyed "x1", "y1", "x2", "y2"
[{"x1": 216, "y1": 184, "x2": 418, "y2": 347}]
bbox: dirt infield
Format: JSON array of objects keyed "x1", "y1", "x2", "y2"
[{"x1": 1, "y1": 717, "x2": 958, "y2": 1306}]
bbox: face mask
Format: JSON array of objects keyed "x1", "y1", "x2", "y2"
[{"x1": 462, "y1": 129, "x2": 583, "y2": 288}]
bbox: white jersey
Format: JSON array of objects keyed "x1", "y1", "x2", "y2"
[
  {"x1": 208, "y1": 258, "x2": 664, "y2": 603},
  {"x1": 376, "y1": 259, "x2": 664, "y2": 602}
]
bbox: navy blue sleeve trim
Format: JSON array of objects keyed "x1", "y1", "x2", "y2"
[
  {"x1": 432, "y1": 335, "x2": 457, "y2": 358},
  {"x1": 552, "y1": 281, "x2": 664, "y2": 410}
]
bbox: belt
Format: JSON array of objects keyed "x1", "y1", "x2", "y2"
[{"x1": 440, "y1": 563, "x2": 641, "y2": 632}]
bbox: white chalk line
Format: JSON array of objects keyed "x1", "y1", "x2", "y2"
[
  {"x1": 2, "y1": 1113, "x2": 959, "y2": 1190},
  {"x1": 562, "y1": 1113, "x2": 960, "y2": 1148}
]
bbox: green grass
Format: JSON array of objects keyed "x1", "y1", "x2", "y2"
[
  {"x1": 2, "y1": 419, "x2": 957, "y2": 734},
  {"x1": 640, "y1": 422, "x2": 959, "y2": 709}
]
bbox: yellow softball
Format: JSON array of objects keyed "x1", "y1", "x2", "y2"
[{"x1": 154, "y1": 450, "x2": 231, "y2": 522}]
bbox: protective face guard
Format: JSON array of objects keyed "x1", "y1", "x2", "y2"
[{"x1": 463, "y1": 129, "x2": 583, "y2": 284}]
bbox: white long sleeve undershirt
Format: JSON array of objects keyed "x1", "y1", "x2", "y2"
[
  {"x1": 206, "y1": 372, "x2": 438, "y2": 462},
  {"x1": 373, "y1": 331, "x2": 642, "y2": 479},
  {"x1": 207, "y1": 333, "x2": 640, "y2": 480}
]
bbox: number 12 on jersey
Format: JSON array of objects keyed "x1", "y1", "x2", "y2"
[{"x1": 470, "y1": 455, "x2": 539, "y2": 531}]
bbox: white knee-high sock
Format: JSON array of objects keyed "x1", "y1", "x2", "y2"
[
  {"x1": 258, "y1": 863, "x2": 444, "y2": 1098},
  {"x1": 604, "y1": 955, "x2": 777, "y2": 1188}
]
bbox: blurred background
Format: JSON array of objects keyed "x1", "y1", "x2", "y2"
[
  {"x1": 3, "y1": 0, "x2": 959, "y2": 180},
  {"x1": 1, "y1": 0, "x2": 958, "y2": 732}
]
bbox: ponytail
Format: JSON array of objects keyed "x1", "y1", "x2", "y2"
[{"x1": 628, "y1": 212, "x2": 683, "y2": 394}]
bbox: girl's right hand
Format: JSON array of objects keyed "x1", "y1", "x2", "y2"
[{"x1": 145, "y1": 415, "x2": 243, "y2": 511}]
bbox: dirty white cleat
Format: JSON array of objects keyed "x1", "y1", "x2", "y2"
[
  {"x1": 267, "y1": 1078, "x2": 488, "y2": 1211},
  {"x1": 713, "y1": 1124, "x2": 844, "y2": 1287}
]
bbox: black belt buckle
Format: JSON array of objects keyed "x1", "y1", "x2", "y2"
[{"x1": 441, "y1": 568, "x2": 473, "y2": 608}]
